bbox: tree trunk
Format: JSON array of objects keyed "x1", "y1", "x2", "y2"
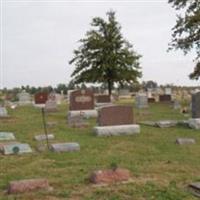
[{"x1": 108, "y1": 80, "x2": 112, "y2": 96}]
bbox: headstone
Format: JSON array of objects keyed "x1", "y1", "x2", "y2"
[
  {"x1": 34, "y1": 134, "x2": 55, "y2": 141},
  {"x1": 90, "y1": 168, "x2": 131, "y2": 184},
  {"x1": 48, "y1": 92, "x2": 56, "y2": 101},
  {"x1": 0, "y1": 132, "x2": 15, "y2": 141},
  {"x1": 96, "y1": 95, "x2": 111, "y2": 103},
  {"x1": 18, "y1": 91, "x2": 31, "y2": 105},
  {"x1": 159, "y1": 95, "x2": 171, "y2": 102},
  {"x1": 176, "y1": 138, "x2": 196, "y2": 145},
  {"x1": 69, "y1": 89, "x2": 94, "y2": 111},
  {"x1": 188, "y1": 118, "x2": 200, "y2": 129},
  {"x1": 3, "y1": 143, "x2": 32, "y2": 155},
  {"x1": 34, "y1": 92, "x2": 48, "y2": 104},
  {"x1": 7, "y1": 179, "x2": 51, "y2": 194},
  {"x1": 173, "y1": 100, "x2": 181, "y2": 110},
  {"x1": 191, "y1": 91, "x2": 200, "y2": 118},
  {"x1": 98, "y1": 105, "x2": 134, "y2": 126},
  {"x1": 165, "y1": 87, "x2": 172, "y2": 95},
  {"x1": 50, "y1": 143, "x2": 80, "y2": 152},
  {"x1": 135, "y1": 93, "x2": 148, "y2": 109},
  {"x1": 0, "y1": 106, "x2": 8, "y2": 117},
  {"x1": 44, "y1": 100, "x2": 57, "y2": 112},
  {"x1": 67, "y1": 113, "x2": 88, "y2": 128}
]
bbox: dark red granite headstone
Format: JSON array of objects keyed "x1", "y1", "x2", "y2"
[
  {"x1": 34, "y1": 93, "x2": 48, "y2": 104},
  {"x1": 159, "y1": 95, "x2": 171, "y2": 102},
  {"x1": 97, "y1": 105, "x2": 134, "y2": 126},
  {"x1": 148, "y1": 98, "x2": 155, "y2": 103},
  {"x1": 69, "y1": 89, "x2": 94, "y2": 111},
  {"x1": 96, "y1": 95, "x2": 111, "y2": 103}
]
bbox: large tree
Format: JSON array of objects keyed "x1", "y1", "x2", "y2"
[
  {"x1": 69, "y1": 11, "x2": 142, "y2": 95},
  {"x1": 168, "y1": 0, "x2": 200, "y2": 79}
]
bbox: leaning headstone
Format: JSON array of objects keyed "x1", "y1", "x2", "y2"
[
  {"x1": 0, "y1": 106, "x2": 8, "y2": 118},
  {"x1": 34, "y1": 134, "x2": 55, "y2": 141},
  {"x1": 0, "y1": 132, "x2": 16, "y2": 141},
  {"x1": 7, "y1": 179, "x2": 51, "y2": 194},
  {"x1": 18, "y1": 90, "x2": 32, "y2": 105},
  {"x1": 94, "y1": 105, "x2": 140, "y2": 136},
  {"x1": 176, "y1": 138, "x2": 196, "y2": 145},
  {"x1": 3, "y1": 143, "x2": 32, "y2": 155},
  {"x1": 135, "y1": 93, "x2": 148, "y2": 108},
  {"x1": 50, "y1": 143, "x2": 80, "y2": 152}
]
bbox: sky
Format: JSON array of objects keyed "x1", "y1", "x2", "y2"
[{"x1": 1, "y1": 0, "x2": 199, "y2": 89}]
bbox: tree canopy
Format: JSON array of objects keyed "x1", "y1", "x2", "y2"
[
  {"x1": 168, "y1": 0, "x2": 200, "y2": 80},
  {"x1": 69, "y1": 11, "x2": 142, "y2": 95}
]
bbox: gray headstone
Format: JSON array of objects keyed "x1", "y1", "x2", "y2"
[
  {"x1": 0, "y1": 107, "x2": 8, "y2": 117},
  {"x1": 192, "y1": 92, "x2": 200, "y2": 118},
  {"x1": 34, "y1": 134, "x2": 55, "y2": 141},
  {"x1": 50, "y1": 143, "x2": 80, "y2": 152},
  {"x1": 0, "y1": 132, "x2": 16, "y2": 141},
  {"x1": 135, "y1": 93, "x2": 148, "y2": 109},
  {"x1": 176, "y1": 138, "x2": 196, "y2": 145},
  {"x1": 173, "y1": 100, "x2": 181, "y2": 110},
  {"x1": 188, "y1": 118, "x2": 200, "y2": 129},
  {"x1": 3, "y1": 143, "x2": 32, "y2": 155},
  {"x1": 18, "y1": 91, "x2": 31, "y2": 105},
  {"x1": 45, "y1": 100, "x2": 57, "y2": 112}
]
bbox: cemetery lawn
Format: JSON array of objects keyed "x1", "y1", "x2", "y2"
[{"x1": 0, "y1": 100, "x2": 200, "y2": 200}]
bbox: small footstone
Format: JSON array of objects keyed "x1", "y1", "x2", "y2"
[
  {"x1": 3, "y1": 143, "x2": 32, "y2": 155},
  {"x1": 176, "y1": 138, "x2": 196, "y2": 145},
  {"x1": 50, "y1": 143, "x2": 80, "y2": 152},
  {"x1": 34, "y1": 134, "x2": 55, "y2": 141},
  {"x1": 90, "y1": 168, "x2": 131, "y2": 185},
  {"x1": 156, "y1": 120, "x2": 177, "y2": 128},
  {"x1": 0, "y1": 132, "x2": 16, "y2": 141},
  {"x1": 188, "y1": 182, "x2": 200, "y2": 197},
  {"x1": 7, "y1": 178, "x2": 51, "y2": 194}
]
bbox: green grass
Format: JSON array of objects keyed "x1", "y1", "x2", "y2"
[{"x1": 0, "y1": 101, "x2": 200, "y2": 200}]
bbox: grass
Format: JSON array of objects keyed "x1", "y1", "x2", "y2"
[{"x1": 0, "y1": 100, "x2": 200, "y2": 200}]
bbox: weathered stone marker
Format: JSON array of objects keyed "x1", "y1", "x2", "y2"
[
  {"x1": 0, "y1": 107, "x2": 8, "y2": 118},
  {"x1": 0, "y1": 132, "x2": 16, "y2": 141},
  {"x1": 18, "y1": 90, "x2": 32, "y2": 105},
  {"x1": 34, "y1": 134, "x2": 55, "y2": 141},
  {"x1": 3, "y1": 143, "x2": 32, "y2": 155},
  {"x1": 50, "y1": 143, "x2": 80, "y2": 152},
  {"x1": 90, "y1": 168, "x2": 131, "y2": 185},
  {"x1": 135, "y1": 93, "x2": 148, "y2": 109},
  {"x1": 7, "y1": 179, "x2": 51, "y2": 194},
  {"x1": 188, "y1": 182, "x2": 200, "y2": 197},
  {"x1": 191, "y1": 91, "x2": 200, "y2": 118},
  {"x1": 176, "y1": 138, "x2": 196, "y2": 145}
]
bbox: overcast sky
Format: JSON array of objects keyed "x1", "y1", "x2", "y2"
[{"x1": 1, "y1": 0, "x2": 199, "y2": 89}]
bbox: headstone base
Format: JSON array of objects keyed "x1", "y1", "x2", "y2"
[
  {"x1": 188, "y1": 118, "x2": 200, "y2": 130},
  {"x1": 94, "y1": 124, "x2": 140, "y2": 136},
  {"x1": 68, "y1": 110, "x2": 97, "y2": 118}
]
